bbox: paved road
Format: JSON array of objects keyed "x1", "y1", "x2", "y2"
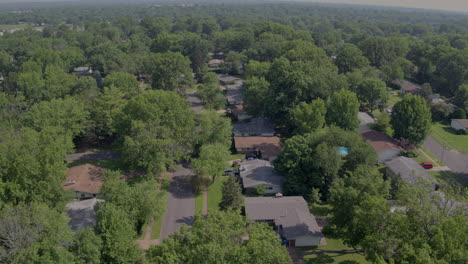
[
  {"x1": 423, "y1": 136, "x2": 468, "y2": 185},
  {"x1": 160, "y1": 165, "x2": 195, "y2": 240}
]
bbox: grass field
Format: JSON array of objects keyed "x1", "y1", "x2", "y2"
[
  {"x1": 431, "y1": 123, "x2": 468, "y2": 153},
  {"x1": 151, "y1": 177, "x2": 170, "y2": 239},
  {"x1": 302, "y1": 237, "x2": 370, "y2": 264},
  {"x1": 429, "y1": 170, "x2": 467, "y2": 188},
  {"x1": 67, "y1": 158, "x2": 124, "y2": 171},
  {"x1": 195, "y1": 191, "x2": 204, "y2": 215},
  {"x1": 207, "y1": 176, "x2": 228, "y2": 212},
  {"x1": 388, "y1": 92, "x2": 402, "y2": 106}
]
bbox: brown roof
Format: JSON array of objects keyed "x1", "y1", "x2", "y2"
[
  {"x1": 392, "y1": 79, "x2": 422, "y2": 93},
  {"x1": 453, "y1": 119, "x2": 468, "y2": 128},
  {"x1": 361, "y1": 129, "x2": 401, "y2": 152},
  {"x1": 62, "y1": 164, "x2": 104, "y2": 194},
  {"x1": 234, "y1": 136, "x2": 281, "y2": 158}
]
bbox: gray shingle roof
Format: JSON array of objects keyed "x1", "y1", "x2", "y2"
[
  {"x1": 233, "y1": 117, "x2": 275, "y2": 136},
  {"x1": 239, "y1": 159, "x2": 283, "y2": 189},
  {"x1": 244, "y1": 196, "x2": 322, "y2": 240},
  {"x1": 66, "y1": 198, "x2": 103, "y2": 232},
  {"x1": 385, "y1": 156, "x2": 438, "y2": 186},
  {"x1": 452, "y1": 119, "x2": 468, "y2": 128}
]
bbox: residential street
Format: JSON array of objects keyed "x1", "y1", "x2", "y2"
[
  {"x1": 160, "y1": 165, "x2": 195, "y2": 240},
  {"x1": 423, "y1": 136, "x2": 468, "y2": 185}
]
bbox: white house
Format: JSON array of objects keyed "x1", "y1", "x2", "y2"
[{"x1": 451, "y1": 119, "x2": 468, "y2": 131}]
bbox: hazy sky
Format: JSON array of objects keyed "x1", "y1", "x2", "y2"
[
  {"x1": 300, "y1": 0, "x2": 468, "y2": 12},
  {"x1": 0, "y1": 0, "x2": 467, "y2": 13}
]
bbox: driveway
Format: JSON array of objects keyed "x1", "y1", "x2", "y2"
[
  {"x1": 66, "y1": 150, "x2": 120, "y2": 162},
  {"x1": 423, "y1": 136, "x2": 468, "y2": 185},
  {"x1": 160, "y1": 165, "x2": 195, "y2": 240}
]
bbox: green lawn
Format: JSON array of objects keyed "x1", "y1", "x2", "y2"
[
  {"x1": 431, "y1": 123, "x2": 468, "y2": 153},
  {"x1": 227, "y1": 153, "x2": 244, "y2": 162},
  {"x1": 151, "y1": 181, "x2": 169, "y2": 239},
  {"x1": 0, "y1": 24, "x2": 29, "y2": 30},
  {"x1": 195, "y1": 192, "x2": 204, "y2": 215},
  {"x1": 388, "y1": 92, "x2": 402, "y2": 106},
  {"x1": 67, "y1": 159, "x2": 124, "y2": 171},
  {"x1": 429, "y1": 171, "x2": 467, "y2": 188},
  {"x1": 207, "y1": 176, "x2": 228, "y2": 212},
  {"x1": 302, "y1": 237, "x2": 370, "y2": 264}
]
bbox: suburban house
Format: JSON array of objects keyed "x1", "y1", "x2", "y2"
[
  {"x1": 239, "y1": 159, "x2": 283, "y2": 194},
  {"x1": 358, "y1": 112, "x2": 375, "y2": 132},
  {"x1": 234, "y1": 136, "x2": 281, "y2": 161},
  {"x1": 73, "y1": 66, "x2": 93, "y2": 77},
  {"x1": 244, "y1": 196, "x2": 323, "y2": 247},
  {"x1": 186, "y1": 90, "x2": 203, "y2": 113},
  {"x1": 208, "y1": 59, "x2": 224, "y2": 68},
  {"x1": 451, "y1": 119, "x2": 468, "y2": 131},
  {"x1": 225, "y1": 79, "x2": 244, "y2": 105},
  {"x1": 392, "y1": 79, "x2": 423, "y2": 95},
  {"x1": 62, "y1": 164, "x2": 104, "y2": 199},
  {"x1": 361, "y1": 129, "x2": 401, "y2": 163},
  {"x1": 66, "y1": 198, "x2": 103, "y2": 232},
  {"x1": 385, "y1": 156, "x2": 438, "y2": 189},
  {"x1": 233, "y1": 117, "x2": 275, "y2": 137},
  {"x1": 229, "y1": 104, "x2": 252, "y2": 121}
]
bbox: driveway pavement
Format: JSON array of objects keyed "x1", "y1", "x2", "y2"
[
  {"x1": 66, "y1": 150, "x2": 120, "y2": 162},
  {"x1": 160, "y1": 165, "x2": 195, "y2": 240},
  {"x1": 423, "y1": 136, "x2": 468, "y2": 185}
]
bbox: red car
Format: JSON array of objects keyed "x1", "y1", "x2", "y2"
[{"x1": 421, "y1": 162, "x2": 433, "y2": 169}]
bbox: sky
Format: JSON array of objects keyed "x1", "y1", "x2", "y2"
[
  {"x1": 303, "y1": 0, "x2": 468, "y2": 13},
  {"x1": 0, "y1": 0, "x2": 466, "y2": 13}
]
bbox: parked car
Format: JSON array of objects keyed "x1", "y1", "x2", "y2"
[
  {"x1": 421, "y1": 162, "x2": 433, "y2": 169},
  {"x1": 223, "y1": 168, "x2": 238, "y2": 176}
]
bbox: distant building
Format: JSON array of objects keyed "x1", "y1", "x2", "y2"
[
  {"x1": 225, "y1": 79, "x2": 245, "y2": 105},
  {"x1": 229, "y1": 104, "x2": 252, "y2": 121},
  {"x1": 208, "y1": 59, "x2": 224, "y2": 68},
  {"x1": 62, "y1": 164, "x2": 104, "y2": 199},
  {"x1": 234, "y1": 136, "x2": 281, "y2": 161},
  {"x1": 361, "y1": 129, "x2": 401, "y2": 163},
  {"x1": 392, "y1": 79, "x2": 423, "y2": 95},
  {"x1": 451, "y1": 119, "x2": 468, "y2": 131},
  {"x1": 244, "y1": 196, "x2": 323, "y2": 247},
  {"x1": 66, "y1": 198, "x2": 103, "y2": 232},
  {"x1": 233, "y1": 117, "x2": 275, "y2": 137},
  {"x1": 73, "y1": 67, "x2": 93, "y2": 77},
  {"x1": 239, "y1": 159, "x2": 283, "y2": 194},
  {"x1": 186, "y1": 90, "x2": 203, "y2": 113},
  {"x1": 385, "y1": 156, "x2": 438, "y2": 189}
]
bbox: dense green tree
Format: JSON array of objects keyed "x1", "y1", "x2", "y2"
[
  {"x1": 219, "y1": 175, "x2": 243, "y2": 211},
  {"x1": 0, "y1": 203, "x2": 75, "y2": 263},
  {"x1": 289, "y1": 99, "x2": 326, "y2": 134},
  {"x1": 329, "y1": 165, "x2": 390, "y2": 248},
  {"x1": 391, "y1": 94, "x2": 431, "y2": 145},
  {"x1": 146, "y1": 210, "x2": 292, "y2": 264},
  {"x1": 197, "y1": 72, "x2": 225, "y2": 110},
  {"x1": 223, "y1": 51, "x2": 244, "y2": 75},
  {"x1": 275, "y1": 127, "x2": 376, "y2": 197},
  {"x1": 243, "y1": 77, "x2": 270, "y2": 116},
  {"x1": 71, "y1": 228, "x2": 102, "y2": 264},
  {"x1": 194, "y1": 111, "x2": 232, "y2": 151},
  {"x1": 244, "y1": 60, "x2": 271, "y2": 78},
  {"x1": 95, "y1": 203, "x2": 142, "y2": 264},
  {"x1": 359, "y1": 37, "x2": 409, "y2": 67},
  {"x1": 0, "y1": 127, "x2": 72, "y2": 207},
  {"x1": 452, "y1": 108, "x2": 467, "y2": 119},
  {"x1": 326, "y1": 89, "x2": 359, "y2": 131},
  {"x1": 335, "y1": 44, "x2": 369, "y2": 74},
  {"x1": 103, "y1": 72, "x2": 140, "y2": 98},
  {"x1": 192, "y1": 143, "x2": 229, "y2": 190},
  {"x1": 91, "y1": 86, "x2": 125, "y2": 136},
  {"x1": 118, "y1": 90, "x2": 195, "y2": 172},
  {"x1": 371, "y1": 111, "x2": 393, "y2": 136},
  {"x1": 23, "y1": 97, "x2": 89, "y2": 137},
  {"x1": 146, "y1": 52, "x2": 194, "y2": 93},
  {"x1": 454, "y1": 84, "x2": 468, "y2": 112},
  {"x1": 349, "y1": 77, "x2": 388, "y2": 111},
  {"x1": 431, "y1": 103, "x2": 454, "y2": 122}
]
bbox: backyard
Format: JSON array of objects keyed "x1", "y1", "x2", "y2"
[{"x1": 431, "y1": 123, "x2": 468, "y2": 153}]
